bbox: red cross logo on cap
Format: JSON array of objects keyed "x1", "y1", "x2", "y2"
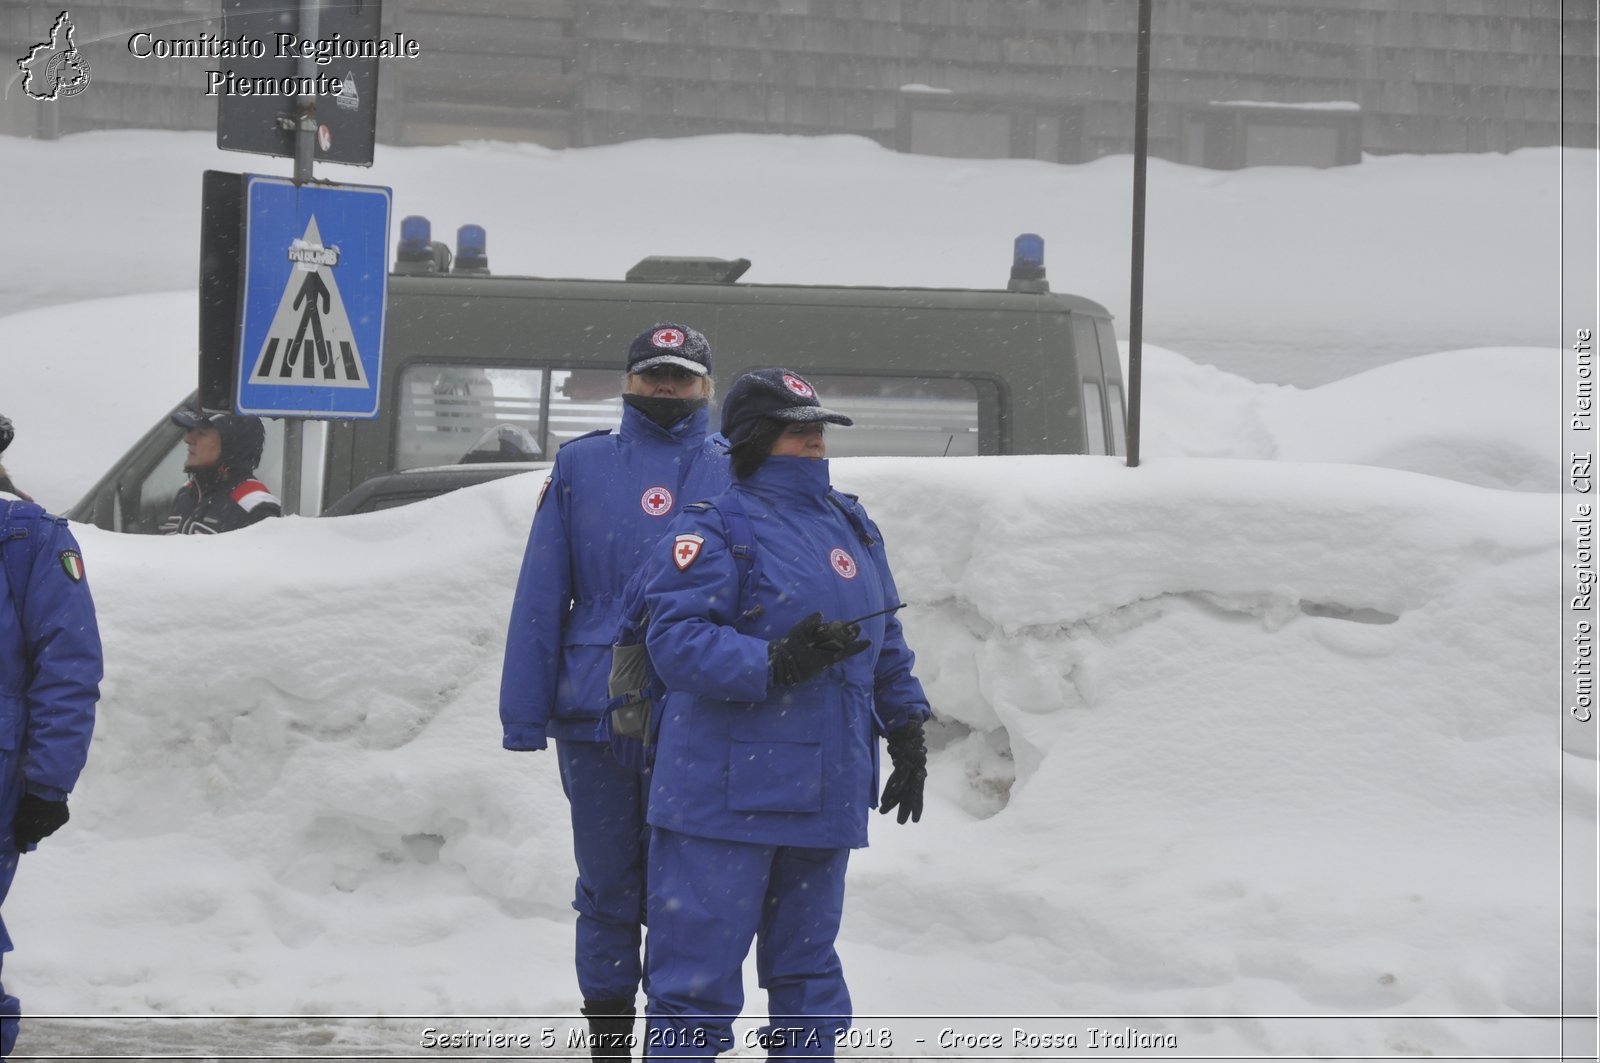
[
  {"x1": 782, "y1": 373, "x2": 815, "y2": 398},
  {"x1": 674, "y1": 534, "x2": 705, "y2": 571},
  {"x1": 829, "y1": 548, "x2": 858, "y2": 579},
  {"x1": 641, "y1": 486, "x2": 674, "y2": 516},
  {"x1": 652, "y1": 328, "x2": 686, "y2": 349}
]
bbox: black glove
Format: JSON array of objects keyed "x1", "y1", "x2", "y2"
[
  {"x1": 879, "y1": 719, "x2": 927, "y2": 824},
  {"x1": 13, "y1": 793, "x2": 70, "y2": 849},
  {"x1": 768, "y1": 612, "x2": 871, "y2": 687}
]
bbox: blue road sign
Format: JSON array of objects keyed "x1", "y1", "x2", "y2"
[{"x1": 237, "y1": 176, "x2": 391, "y2": 418}]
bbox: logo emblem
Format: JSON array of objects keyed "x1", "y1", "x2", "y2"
[
  {"x1": 536, "y1": 475, "x2": 553, "y2": 511},
  {"x1": 782, "y1": 373, "x2": 815, "y2": 399},
  {"x1": 829, "y1": 548, "x2": 857, "y2": 579},
  {"x1": 59, "y1": 549, "x2": 84, "y2": 582},
  {"x1": 336, "y1": 74, "x2": 360, "y2": 111},
  {"x1": 18, "y1": 12, "x2": 91, "y2": 101},
  {"x1": 641, "y1": 486, "x2": 674, "y2": 516},
  {"x1": 651, "y1": 327, "x2": 685, "y2": 349},
  {"x1": 673, "y1": 534, "x2": 705, "y2": 571}
]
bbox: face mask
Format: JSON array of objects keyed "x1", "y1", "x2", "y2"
[{"x1": 624, "y1": 393, "x2": 707, "y2": 429}]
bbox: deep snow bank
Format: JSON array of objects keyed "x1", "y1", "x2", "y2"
[{"x1": 9, "y1": 455, "x2": 1559, "y2": 1058}]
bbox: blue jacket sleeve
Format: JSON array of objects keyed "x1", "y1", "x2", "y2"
[
  {"x1": 641, "y1": 513, "x2": 771, "y2": 704},
  {"x1": 498, "y1": 465, "x2": 571, "y2": 750},
  {"x1": 22, "y1": 518, "x2": 102, "y2": 799},
  {"x1": 866, "y1": 528, "x2": 930, "y2": 735}
]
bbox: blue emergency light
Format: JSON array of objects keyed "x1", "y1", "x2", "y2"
[
  {"x1": 394, "y1": 214, "x2": 453, "y2": 275},
  {"x1": 399, "y1": 215, "x2": 431, "y2": 256},
  {"x1": 455, "y1": 224, "x2": 489, "y2": 275},
  {"x1": 1008, "y1": 232, "x2": 1049, "y2": 293}
]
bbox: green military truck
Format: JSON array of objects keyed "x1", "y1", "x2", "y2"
[{"x1": 68, "y1": 229, "x2": 1125, "y2": 531}]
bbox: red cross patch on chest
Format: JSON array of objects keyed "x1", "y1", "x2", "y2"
[
  {"x1": 829, "y1": 547, "x2": 858, "y2": 579},
  {"x1": 641, "y1": 485, "x2": 674, "y2": 517}
]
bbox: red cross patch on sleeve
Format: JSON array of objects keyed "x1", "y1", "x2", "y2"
[{"x1": 672, "y1": 534, "x2": 705, "y2": 571}]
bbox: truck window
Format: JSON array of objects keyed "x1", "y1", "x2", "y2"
[
  {"x1": 1107, "y1": 381, "x2": 1128, "y2": 455},
  {"x1": 112, "y1": 417, "x2": 286, "y2": 533},
  {"x1": 801, "y1": 374, "x2": 989, "y2": 457},
  {"x1": 1095, "y1": 319, "x2": 1127, "y2": 456},
  {"x1": 1080, "y1": 381, "x2": 1108, "y2": 456},
  {"x1": 396, "y1": 364, "x2": 620, "y2": 470}
]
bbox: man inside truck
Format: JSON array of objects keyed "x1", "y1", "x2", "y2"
[{"x1": 159, "y1": 410, "x2": 283, "y2": 535}]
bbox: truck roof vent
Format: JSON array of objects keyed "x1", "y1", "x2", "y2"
[{"x1": 625, "y1": 256, "x2": 751, "y2": 284}]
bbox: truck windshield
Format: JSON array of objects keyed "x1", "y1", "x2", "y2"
[{"x1": 396, "y1": 363, "x2": 989, "y2": 466}]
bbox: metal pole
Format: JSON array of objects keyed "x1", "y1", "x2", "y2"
[
  {"x1": 1126, "y1": 0, "x2": 1153, "y2": 468},
  {"x1": 280, "y1": 0, "x2": 323, "y2": 514}
]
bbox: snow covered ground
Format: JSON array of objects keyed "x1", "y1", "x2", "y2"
[
  {"x1": 12, "y1": 452, "x2": 1563, "y2": 1061},
  {"x1": 0, "y1": 128, "x2": 1587, "y2": 1060}
]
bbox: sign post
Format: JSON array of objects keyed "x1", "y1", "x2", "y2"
[
  {"x1": 209, "y1": 0, "x2": 387, "y2": 514},
  {"x1": 216, "y1": 0, "x2": 382, "y2": 168},
  {"x1": 1126, "y1": 0, "x2": 1153, "y2": 469},
  {"x1": 198, "y1": 175, "x2": 392, "y2": 419},
  {"x1": 236, "y1": 176, "x2": 391, "y2": 419}
]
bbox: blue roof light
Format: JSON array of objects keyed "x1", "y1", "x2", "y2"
[
  {"x1": 1013, "y1": 233, "x2": 1045, "y2": 270},
  {"x1": 1008, "y1": 232, "x2": 1049, "y2": 293},
  {"x1": 398, "y1": 215, "x2": 432, "y2": 257},
  {"x1": 455, "y1": 224, "x2": 489, "y2": 274}
]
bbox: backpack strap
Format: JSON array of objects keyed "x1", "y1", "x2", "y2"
[
  {"x1": 685, "y1": 496, "x2": 763, "y2": 625},
  {"x1": 827, "y1": 489, "x2": 879, "y2": 548}
]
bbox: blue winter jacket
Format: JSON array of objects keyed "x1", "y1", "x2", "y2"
[
  {"x1": 639, "y1": 456, "x2": 930, "y2": 849},
  {"x1": 0, "y1": 502, "x2": 101, "y2": 850},
  {"x1": 499, "y1": 404, "x2": 732, "y2": 748}
]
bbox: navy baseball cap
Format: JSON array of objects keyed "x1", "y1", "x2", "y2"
[
  {"x1": 720, "y1": 368, "x2": 854, "y2": 447},
  {"x1": 627, "y1": 323, "x2": 712, "y2": 377}
]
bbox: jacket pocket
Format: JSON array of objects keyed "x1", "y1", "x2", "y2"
[
  {"x1": 727, "y1": 740, "x2": 822, "y2": 813},
  {"x1": 554, "y1": 601, "x2": 624, "y2": 720},
  {"x1": 727, "y1": 691, "x2": 822, "y2": 744}
]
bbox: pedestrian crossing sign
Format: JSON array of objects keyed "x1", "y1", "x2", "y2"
[{"x1": 237, "y1": 176, "x2": 391, "y2": 418}]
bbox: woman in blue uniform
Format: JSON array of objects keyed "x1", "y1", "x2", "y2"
[
  {"x1": 499, "y1": 324, "x2": 732, "y2": 1058},
  {"x1": 636, "y1": 368, "x2": 931, "y2": 1059}
]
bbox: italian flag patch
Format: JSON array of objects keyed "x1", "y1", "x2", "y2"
[{"x1": 59, "y1": 549, "x2": 84, "y2": 582}]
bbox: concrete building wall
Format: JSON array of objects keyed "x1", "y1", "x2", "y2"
[{"x1": 3, "y1": 0, "x2": 1593, "y2": 164}]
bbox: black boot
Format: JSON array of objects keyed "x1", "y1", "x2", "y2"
[{"x1": 581, "y1": 998, "x2": 637, "y2": 1063}]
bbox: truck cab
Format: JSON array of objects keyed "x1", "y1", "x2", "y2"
[{"x1": 69, "y1": 229, "x2": 1125, "y2": 531}]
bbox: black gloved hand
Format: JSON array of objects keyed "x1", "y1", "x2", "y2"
[
  {"x1": 13, "y1": 792, "x2": 70, "y2": 849},
  {"x1": 879, "y1": 719, "x2": 928, "y2": 824},
  {"x1": 768, "y1": 612, "x2": 871, "y2": 687}
]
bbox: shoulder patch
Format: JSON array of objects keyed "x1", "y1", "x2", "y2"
[
  {"x1": 536, "y1": 474, "x2": 553, "y2": 511},
  {"x1": 59, "y1": 549, "x2": 84, "y2": 582},
  {"x1": 231, "y1": 479, "x2": 280, "y2": 513},
  {"x1": 672, "y1": 533, "x2": 706, "y2": 571}
]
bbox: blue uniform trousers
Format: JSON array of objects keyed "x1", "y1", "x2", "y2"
[
  {"x1": 557, "y1": 740, "x2": 650, "y2": 1003},
  {"x1": 644, "y1": 828, "x2": 851, "y2": 1060},
  {"x1": 0, "y1": 851, "x2": 19, "y2": 1057}
]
